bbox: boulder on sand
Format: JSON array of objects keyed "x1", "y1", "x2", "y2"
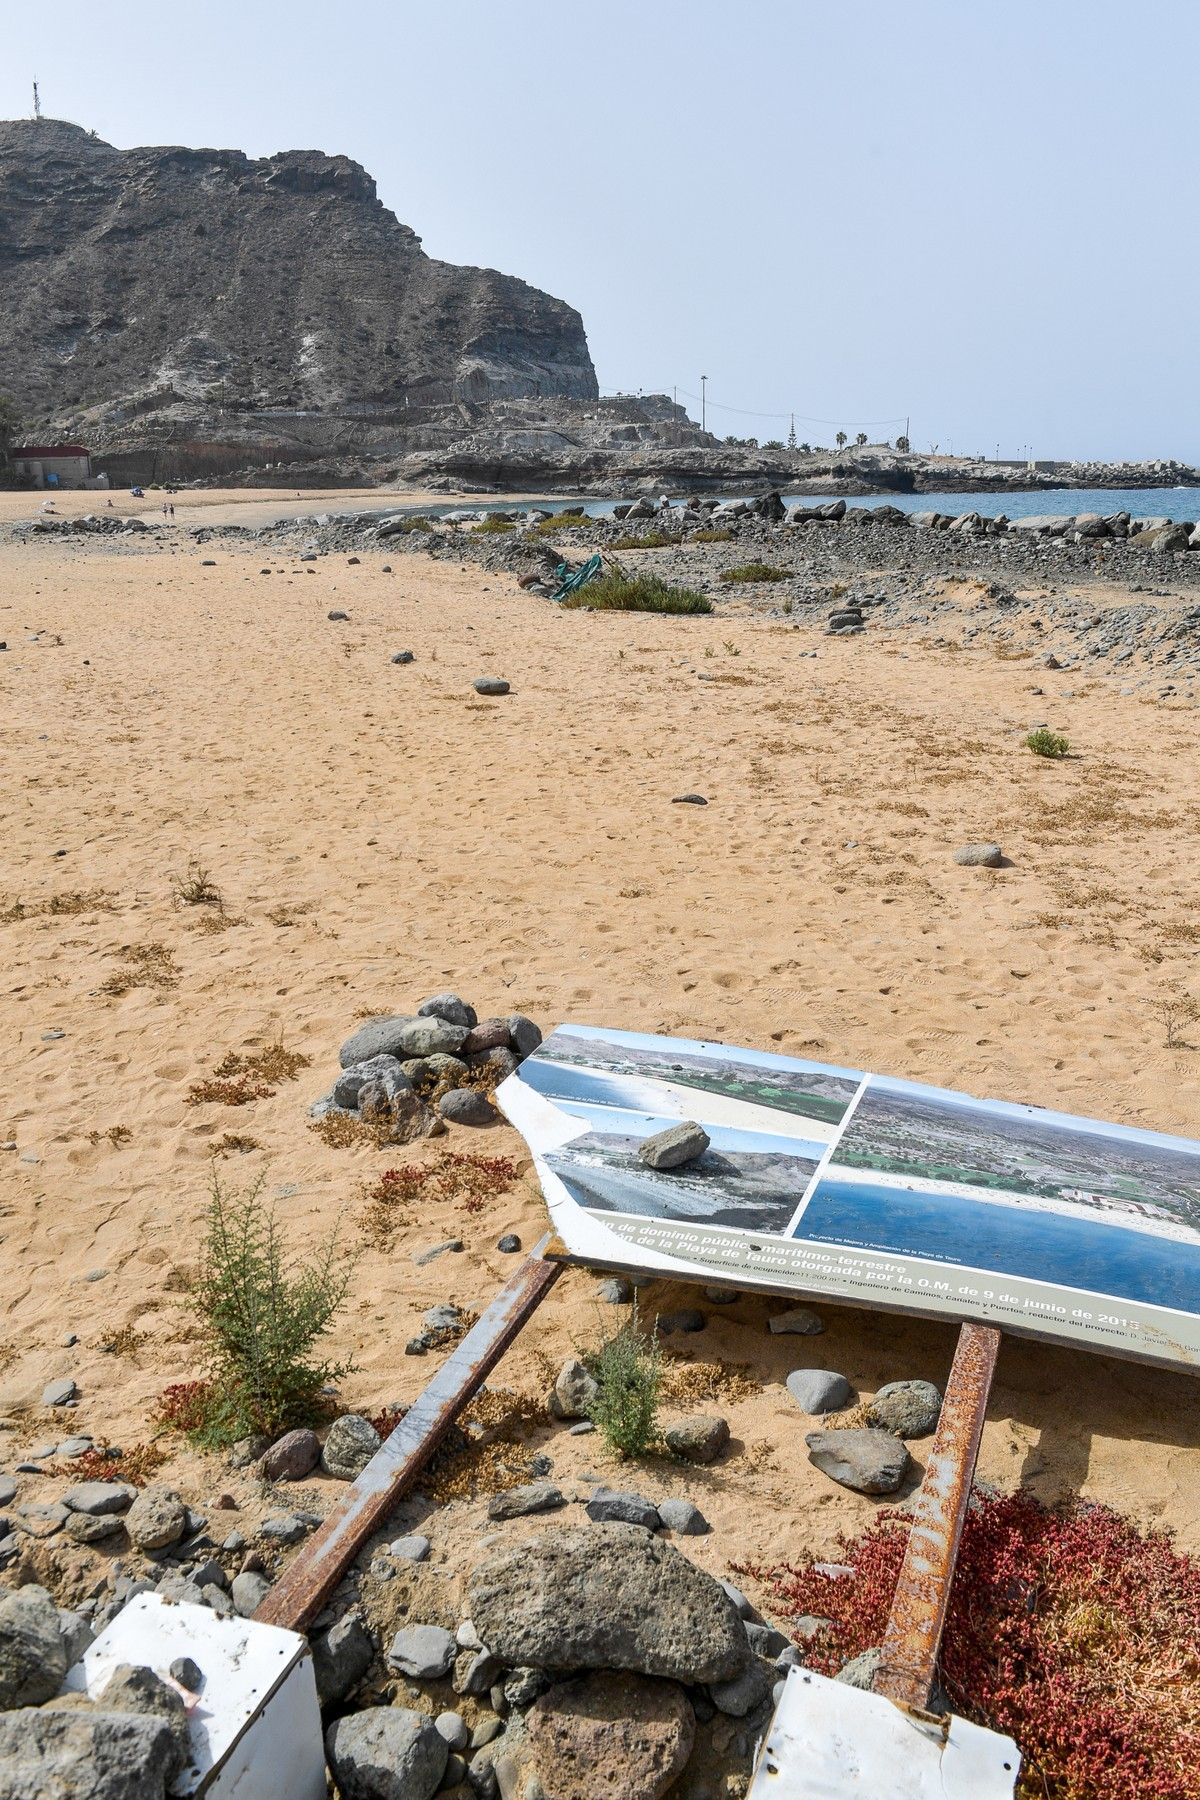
[
  {"x1": 468, "y1": 1523, "x2": 748, "y2": 1684},
  {"x1": 805, "y1": 1427, "x2": 910, "y2": 1494},
  {"x1": 498, "y1": 1671, "x2": 695, "y2": 1800},
  {"x1": 326, "y1": 1707, "x2": 448, "y2": 1800},
  {"x1": 0, "y1": 1586, "x2": 68, "y2": 1709}
]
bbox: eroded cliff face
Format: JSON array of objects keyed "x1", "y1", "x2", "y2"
[{"x1": 0, "y1": 118, "x2": 597, "y2": 433}]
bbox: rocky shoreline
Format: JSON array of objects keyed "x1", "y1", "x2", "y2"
[{"x1": 13, "y1": 490, "x2": 1200, "y2": 700}]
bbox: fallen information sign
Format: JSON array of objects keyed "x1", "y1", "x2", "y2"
[{"x1": 498, "y1": 1024, "x2": 1200, "y2": 1371}]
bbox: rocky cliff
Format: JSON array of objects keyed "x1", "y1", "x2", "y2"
[{"x1": 0, "y1": 118, "x2": 597, "y2": 438}]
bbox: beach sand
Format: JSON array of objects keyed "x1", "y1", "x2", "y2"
[{"x1": 2, "y1": 531, "x2": 1199, "y2": 1603}]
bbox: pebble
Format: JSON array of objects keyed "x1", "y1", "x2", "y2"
[
  {"x1": 664, "y1": 1415, "x2": 729, "y2": 1464},
  {"x1": 486, "y1": 1483, "x2": 564, "y2": 1521},
  {"x1": 56, "y1": 1436, "x2": 93, "y2": 1457},
  {"x1": 657, "y1": 1308, "x2": 706, "y2": 1335},
  {"x1": 585, "y1": 1489, "x2": 661, "y2": 1529},
  {"x1": 41, "y1": 1378, "x2": 77, "y2": 1408},
  {"x1": 496, "y1": 1233, "x2": 521, "y2": 1253},
  {"x1": 438, "y1": 1088, "x2": 496, "y2": 1126},
  {"x1": 473, "y1": 677, "x2": 510, "y2": 696},
  {"x1": 413, "y1": 1238, "x2": 464, "y2": 1266},
  {"x1": 389, "y1": 1533, "x2": 431, "y2": 1562},
  {"x1": 702, "y1": 1287, "x2": 741, "y2": 1304},
  {"x1": 259, "y1": 1428, "x2": 321, "y2": 1482},
  {"x1": 786, "y1": 1369, "x2": 852, "y2": 1414},
  {"x1": 656, "y1": 1497, "x2": 709, "y2": 1535},
  {"x1": 436, "y1": 1712, "x2": 470, "y2": 1751},
  {"x1": 567, "y1": 1421, "x2": 595, "y2": 1436},
  {"x1": 259, "y1": 1514, "x2": 310, "y2": 1544},
  {"x1": 230, "y1": 1571, "x2": 270, "y2": 1617},
  {"x1": 672, "y1": 793, "x2": 708, "y2": 805},
  {"x1": 870, "y1": 1380, "x2": 943, "y2": 1438},
  {"x1": 391, "y1": 650, "x2": 415, "y2": 664},
  {"x1": 805, "y1": 1427, "x2": 910, "y2": 1495},
  {"x1": 953, "y1": 842, "x2": 1004, "y2": 868},
  {"x1": 746, "y1": 1622, "x2": 791, "y2": 1659},
  {"x1": 0, "y1": 1477, "x2": 15, "y2": 1506},
  {"x1": 768, "y1": 1307, "x2": 824, "y2": 1335},
  {"x1": 41, "y1": 1029, "x2": 66, "y2": 1043},
  {"x1": 387, "y1": 1623, "x2": 458, "y2": 1680},
  {"x1": 61, "y1": 1482, "x2": 134, "y2": 1516},
  {"x1": 596, "y1": 1277, "x2": 632, "y2": 1303},
  {"x1": 170, "y1": 1656, "x2": 204, "y2": 1691},
  {"x1": 327, "y1": 609, "x2": 349, "y2": 621}
]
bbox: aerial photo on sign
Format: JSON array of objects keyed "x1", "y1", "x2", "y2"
[{"x1": 499, "y1": 1024, "x2": 1200, "y2": 1371}]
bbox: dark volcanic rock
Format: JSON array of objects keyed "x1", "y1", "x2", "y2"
[{"x1": 468, "y1": 1522, "x2": 748, "y2": 1683}]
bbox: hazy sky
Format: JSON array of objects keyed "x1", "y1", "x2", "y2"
[{"x1": 3, "y1": 1, "x2": 1197, "y2": 460}]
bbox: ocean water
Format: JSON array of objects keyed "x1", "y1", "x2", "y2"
[
  {"x1": 416, "y1": 484, "x2": 1200, "y2": 524},
  {"x1": 796, "y1": 1175, "x2": 1200, "y2": 1313}
]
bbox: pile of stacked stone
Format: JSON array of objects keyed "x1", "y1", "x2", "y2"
[
  {"x1": 311, "y1": 994, "x2": 543, "y2": 1139},
  {"x1": 324, "y1": 1520, "x2": 801, "y2": 1800}
]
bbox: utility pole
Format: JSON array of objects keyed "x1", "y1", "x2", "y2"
[
  {"x1": 32, "y1": 80, "x2": 42, "y2": 122},
  {"x1": 701, "y1": 374, "x2": 708, "y2": 434}
]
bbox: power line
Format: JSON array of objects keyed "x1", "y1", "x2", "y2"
[{"x1": 674, "y1": 386, "x2": 907, "y2": 428}]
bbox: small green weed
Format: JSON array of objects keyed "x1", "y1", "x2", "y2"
[
  {"x1": 179, "y1": 1170, "x2": 357, "y2": 1445},
  {"x1": 1026, "y1": 728, "x2": 1070, "y2": 759},
  {"x1": 532, "y1": 510, "x2": 589, "y2": 536},
  {"x1": 584, "y1": 1307, "x2": 662, "y2": 1459},
  {"x1": 720, "y1": 563, "x2": 789, "y2": 585},
  {"x1": 561, "y1": 573, "x2": 711, "y2": 615},
  {"x1": 610, "y1": 531, "x2": 681, "y2": 551}
]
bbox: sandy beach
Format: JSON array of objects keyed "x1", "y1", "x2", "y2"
[{"x1": 2, "y1": 526, "x2": 1200, "y2": 1603}]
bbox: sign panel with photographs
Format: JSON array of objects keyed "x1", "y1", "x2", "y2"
[{"x1": 497, "y1": 1024, "x2": 1200, "y2": 1372}]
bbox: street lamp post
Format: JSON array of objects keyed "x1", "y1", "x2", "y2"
[{"x1": 701, "y1": 375, "x2": 708, "y2": 435}]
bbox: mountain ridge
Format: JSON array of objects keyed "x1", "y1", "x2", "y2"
[{"x1": 0, "y1": 117, "x2": 597, "y2": 437}]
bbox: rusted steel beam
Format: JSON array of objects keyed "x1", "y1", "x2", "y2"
[
  {"x1": 255, "y1": 1242, "x2": 561, "y2": 1633},
  {"x1": 872, "y1": 1321, "x2": 1002, "y2": 1713}
]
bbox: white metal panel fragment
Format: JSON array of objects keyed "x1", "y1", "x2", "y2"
[
  {"x1": 746, "y1": 1669, "x2": 1019, "y2": 1799},
  {"x1": 64, "y1": 1593, "x2": 326, "y2": 1798}
]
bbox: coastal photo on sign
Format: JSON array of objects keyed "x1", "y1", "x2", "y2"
[{"x1": 500, "y1": 1026, "x2": 1200, "y2": 1366}]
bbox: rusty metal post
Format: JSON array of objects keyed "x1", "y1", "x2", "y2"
[
  {"x1": 255, "y1": 1243, "x2": 561, "y2": 1633},
  {"x1": 872, "y1": 1321, "x2": 1001, "y2": 1713}
]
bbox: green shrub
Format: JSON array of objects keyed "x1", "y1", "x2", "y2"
[
  {"x1": 560, "y1": 572, "x2": 711, "y2": 615},
  {"x1": 394, "y1": 514, "x2": 433, "y2": 534},
  {"x1": 610, "y1": 531, "x2": 681, "y2": 551},
  {"x1": 1026, "y1": 728, "x2": 1070, "y2": 759},
  {"x1": 585, "y1": 1310, "x2": 662, "y2": 1458},
  {"x1": 720, "y1": 562, "x2": 789, "y2": 584},
  {"x1": 531, "y1": 510, "x2": 589, "y2": 536},
  {"x1": 474, "y1": 515, "x2": 517, "y2": 534},
  {"x1": 185, "y1": 1171, "x2": 356, "y2": 1445},
  {"x1": 693, "y1": 527, "x2": 734, "y2": 543}
]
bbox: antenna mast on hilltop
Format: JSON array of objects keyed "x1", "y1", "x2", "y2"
[{"x1": 33, "y1": 80, "x2": 42, "y2": 121}]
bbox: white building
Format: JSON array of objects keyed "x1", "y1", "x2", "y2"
[{"x1": 10, "y1": 443, "x2": 101, "y2": 489}]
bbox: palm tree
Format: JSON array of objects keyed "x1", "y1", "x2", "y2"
[
  {"x1": 835, "y1": 430, "x2": 847, "y2": 451},
  {"x1": 855, "y1": 431, "x2": 867, "y2": 448}
]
